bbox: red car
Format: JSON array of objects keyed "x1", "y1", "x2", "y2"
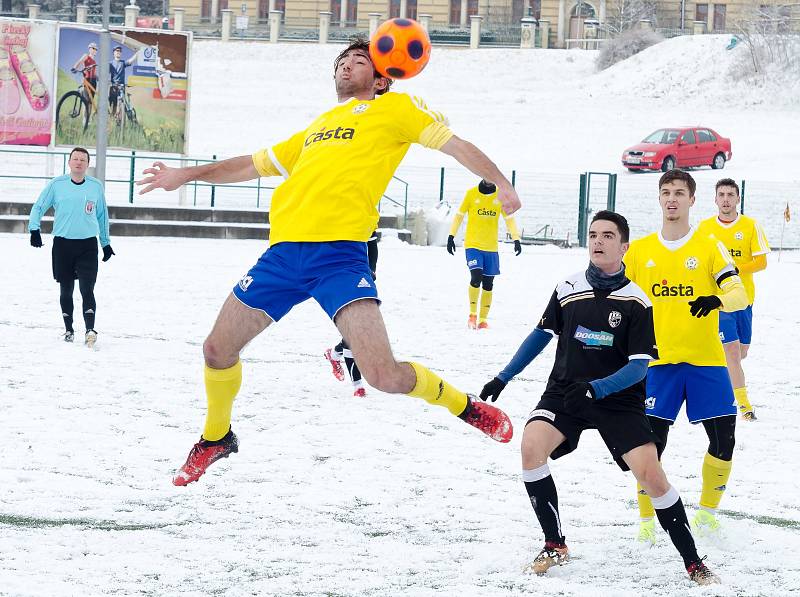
[{"x1": 622, "y1": 127, "x2": 732, "y2": 172}]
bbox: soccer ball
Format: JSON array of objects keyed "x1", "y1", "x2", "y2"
[{"x1": 369, "y1": 18, "x2": 432, "y2": 80}]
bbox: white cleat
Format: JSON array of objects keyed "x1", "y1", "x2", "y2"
[{"x1": 85, "y1": 329, "x2": 97, "y2": 348}]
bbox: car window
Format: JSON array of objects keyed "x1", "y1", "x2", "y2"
[
  {"x1": 698, "y1": 129, "x2": 717, "y2": 142},
  {"x1": 664, "y1": 130, "x2": 678, "y2": 143},
  {"x1": 681, "y1": 130, "x2": 696, "y2": 144},
  {"x1": 643, "y1": 129, "x2": 679, "y2": 144}
]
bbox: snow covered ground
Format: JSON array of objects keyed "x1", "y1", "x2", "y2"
[{"x1": 1, "y1": 233, "x2": 799, "y2": 596}]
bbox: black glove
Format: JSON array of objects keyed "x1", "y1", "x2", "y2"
[
  {"x1": 30, "y1": 230, "x2": 43, "y2": 247},
  {"x1": 479, "y1": 377, "x2": 507, "y2": 402},
  {"x1": 447, "y1": 235, "x2": 456, "y2": 255},
  {"x1": 102, "y1": 244, "x2": 115, "y2": 262},
  {"x1": 688, "y1": 295, "x2": 721, "y2": 318},
  {"x1": 564, "y1": 382, "x2": 596, "y2": 411},
  {"x1": 514, "y1": 240, "x2": 522, "y2": 256}
]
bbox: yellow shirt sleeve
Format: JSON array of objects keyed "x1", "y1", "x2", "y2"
[
  {"x1": 252, "y1": 130, "x2": 306, "y2": 178},
  {"x1": 449, "y1": 194, "x2": 470, "y2": 236},
  {"x1": 503, "y1": 214, "x2": 521, "y2": 241},
  {"x1": 751, "y1": 220, "x2": 771, "y2": 256},
  {"x1": 397, "y1": 94, "x2": 454, "y2": 149}
]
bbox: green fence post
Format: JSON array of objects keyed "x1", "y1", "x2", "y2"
[
  {"x1": 607, "y1": 173, "x2": 617, "y2": 212},
  {"x1": 740, "y1": 179, "x2": 746, "y2": 214},
  {"x1": 210, "y1": 154, "x2": 217, "y2": 208},
  {"x1": 578, "y1": 173, "x2": 588, "y2": 248},
  {"x1": 511, "y1": 170, "x2": 516, "y2": 187},
  {"x1": 128, "y1": 150, "x2": 136, "y2": 203},
  {"x1": 439, "y1": 167, "x2": 445, "y2": 203}
]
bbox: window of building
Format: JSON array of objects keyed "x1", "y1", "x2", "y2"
[
  {"x1": 695, "y1": 3, "x2": 708, "y2": 23},
  {"x1": 449, "y1": 0, "x2": 478, "y2": 26},
  {"x1": 331, "y1": 0, "x2": 356, "y2": 25},
  {"x1": 201, "y1": 0, "x2": 229, "y2": 20},
  {"x1": 712, "y1": 4, "x2": 726, "y2": 30},
  {"x1": 390, "y1": 0, "x2": 417, "y2": 19},
  {"x1": 259, "y1": 0, "x2": 286, "y2": 21}
]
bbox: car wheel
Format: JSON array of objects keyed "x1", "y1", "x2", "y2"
[
  {"x1": 712, "y1": 152, "x2": 726, "y2": 169},
  {"x1": 661, "y1": 156, "x2": 675, "y2": 172}
]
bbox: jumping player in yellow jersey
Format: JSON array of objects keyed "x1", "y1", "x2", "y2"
[
  {"x1": 697, "y1": 178, "x2": 770, "y2": 421},
  {"x1": 624, "y1": 170, "x2": 748, "y2": 543},
  {"x1": 446, "y1": 180, "x2": 522, "y2": 329},
  {"x1": 136, "y1": 39, "x2": 521, "y2": 487}
]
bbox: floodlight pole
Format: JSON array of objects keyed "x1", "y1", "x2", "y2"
[{"x1": 95, "y1": 0, "x2": 111, "y2": 184}]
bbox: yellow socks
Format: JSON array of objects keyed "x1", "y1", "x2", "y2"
[
  {"x1": 479, "y1": 289, "x2": 493, "y2": 323},
  {"x1": 699, "y1": 453, "x2": 733, "y2": 510},
  {"x1": 408, "y1": 362, "x2": 468, "y2": 416},
  {"x1": 468, "y1": 285, "x2": 480, "y2": 316},
  {"x1": 637, "y1": 482, "x2": 656, "y2": 519},
  {"x1": 203, "y1": 360, "x2": 242, "y2": 441},
  {"x1": 733, "y1": 386, "x2": 753, "y2": 414}
]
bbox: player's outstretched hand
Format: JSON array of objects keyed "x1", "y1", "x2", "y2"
[
  {"x1": 514, "y1": 240, "x2": 522, "y2": 256},
  {"x1": 447, "y1": 235, "x2": 456, "y2": 255},
  {"x1": 30, "y1": 230, "x2": 43, "y2": 248},
  {"x1": 102, "y1": 244, "x2": 115, "y2": 262},
  {"x1": 480, "y1": 377, "x2": 507, "y2": 402},
  {"x1": 688, "y1": 295, "x2": 721, "y2": 318},
  {"x1": 564, "y1": 382, "x2": 595, "y2": 411},
  {"x1": 497, "y1": 182, "x2": 521, "y2": 216},
  {"x1": 136, "y1": 161, "x2": 186, "y2": 195}
]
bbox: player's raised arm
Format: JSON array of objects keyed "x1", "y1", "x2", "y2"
[
  {"x1": 438, "y1": 135, "x2": 521, "y2": 216},
  {"x1": 136, "y1": 155, "x2": 260, "y2": 195}
]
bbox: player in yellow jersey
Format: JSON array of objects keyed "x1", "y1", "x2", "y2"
[
  {"x1": 624, "y1": 170, "x2": 748, "y2": 543},
  {"x1": 697, "y1": 178, "x2": 770, "y2": 421},
  {"x1": 446, "y1": 180, "x2": 522, "y2": 329},
  {"x1": 136, "y1": 39, "x2": 521, "y2": 486}
]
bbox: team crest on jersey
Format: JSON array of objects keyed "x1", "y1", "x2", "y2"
[
  {"x1": 608, "y1": 310, "x2": 622, "y2": 328},
  {"x1": 645, "y1": 396, "x2": 656, "y2": 409},
  {"x1": 735, "y1": 231, "x2": 744, "y2": 240},
  {"x1": 238, "y1": 275, "x2": 254, "y2": 292},
  {"x1": 352, "y1": 103, "x2": 369, "y2": 114},
  {"x1": 685, "y1": 256, "x2": 698, "y2": 270},
  {"x1": 84, "y1": 200, "x2": 95, "y2": 215}
]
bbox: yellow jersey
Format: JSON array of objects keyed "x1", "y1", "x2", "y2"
[
  {"x1": 697, "y1": 214, "x2": 770, "y2": 305},
  {"x1": 450, "y1": 186, "x2": 521, "y2": 252},
  {"x1": 252, "y1": 92, "x2": 452, "y2": 245},
  {"x1": 624, "y1": 228, "x2": 737, "y2": 367}
]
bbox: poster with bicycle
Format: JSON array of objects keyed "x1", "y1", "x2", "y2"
[
  {"x1": 55, "y1": 25, "x2": 190, "y2": 154},
  {"x1": 0, "y1": 18, "x2": 57, "y2": 146}
]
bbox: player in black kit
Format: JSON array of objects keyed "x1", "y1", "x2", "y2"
[{"x1": 479, "y1": 211, "x2": 718, "y2": 585}]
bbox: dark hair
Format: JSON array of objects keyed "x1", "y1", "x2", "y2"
[
  {"x1": 333, "y1": 38, "x2": 393, "y2": 95},
  {"x1": 69, "y1": 147, "x2": 90, "y2": 162},
  {"x1": 715, "y1": 178, "x2": 740, "y2": 196},
  {"x1": 658, "y1": 168, "x2": 696, "y2": 196},
  {"x1": 591, "y1": 210, "x2": 629, "y2": 243}
]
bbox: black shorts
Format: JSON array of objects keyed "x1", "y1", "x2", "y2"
[
  {"x1": 526, "y1": 396, "x2": 661, "y2": 471},
  {"x1": 52, "y1": 236, "x2": 98, "y2": 284}
]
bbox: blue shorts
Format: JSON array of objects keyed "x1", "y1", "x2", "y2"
[
  {"x1": 645, "y1": 363, "x2": 737, "y2": 424},
  {"x1": 719, "y1": 305, "x2": 753, "y2": 345},
  {"x1": 232, "y1": 241, "x2": 379, "y2": 322},
  {"x1": 465, "y1": 248, "x2": 500, "y2": 276}
]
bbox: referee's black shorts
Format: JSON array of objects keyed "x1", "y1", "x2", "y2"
[
  {"x1": 52, "y1": 236, "x2": 98, "y2": 284},
  {"x1": 526, "y1": 395, "x2": 661, "y2": 471}
]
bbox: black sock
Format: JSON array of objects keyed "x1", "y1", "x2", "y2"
[
  {"x1": 59, "y1": 281, "x2": 74, "y2": 332},
  {"x1": 523, "y1": 468, "x2": 564, "y2": 544},
  {"x1": 653, "y1": 492, "x2": 699, "y2": 568},
  {"x1": 79, "y1": 277, "x2": 96, "y2": 331},
  {"x1": 344, "y1": 356, "x2": 362, "y2": 383}
]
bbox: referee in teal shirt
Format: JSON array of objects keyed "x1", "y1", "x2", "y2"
[{"x1": 28, "y1": 147, "x2": 115, "y2": 346}]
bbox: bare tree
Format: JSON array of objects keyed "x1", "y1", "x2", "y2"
[
  {"x1": 604, "y1": 0, "x2": 658, "y2": 36},
  {"x1": 734, "y1": 3, "x2": 800, "y2": 74}
]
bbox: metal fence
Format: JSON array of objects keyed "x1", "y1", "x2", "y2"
[{"x1": 2, "y1": 147, "x2": 797, "y2": 248}]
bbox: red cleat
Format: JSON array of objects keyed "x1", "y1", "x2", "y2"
[
  {"x1": 458, "y1": 395, "x2": 513, "y2": 443},
  {"x1": 324, "y1": 348, "x2": 345, "y2": 381},
  {"x1": 478, "y1": 321, "x2": 489, "y2": 330},
  {"x1": 173, "y1": 429, "x2": 239, "y2": 486},
  {"x1": 353, "y1": 387, "x2": 367, "y2": 398},
  {"x1": 467, "y1": 314, "x2": 478, "y2": 329}
]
